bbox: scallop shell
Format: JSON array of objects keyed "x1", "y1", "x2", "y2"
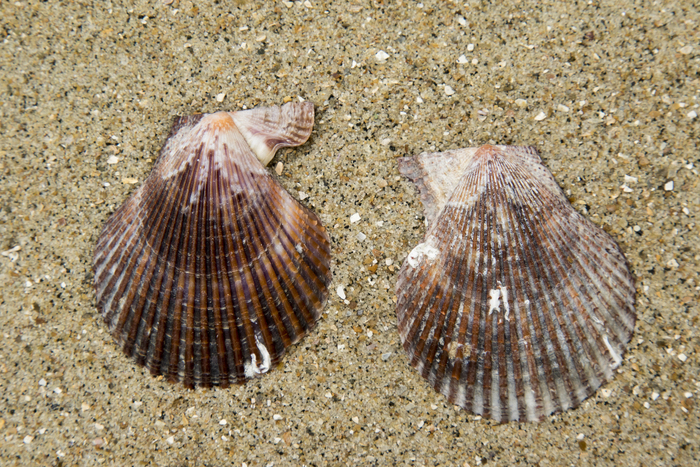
[
  {"x1": 396, "y1": 145, "x2": 635, "y2": 422},
  {"x1": 93, "y1": 102, "x2": 332, "y2": 388}
]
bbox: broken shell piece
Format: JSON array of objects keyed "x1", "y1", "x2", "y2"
[
  {"x1": 396, "y1": 145, "x2": 636, "y2": 422},
  {"x1": 93, "y1": 102, "x2": 332, "y2": 388}
]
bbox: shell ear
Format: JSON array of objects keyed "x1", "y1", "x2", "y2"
[{"x1": 231, "y1": 101, "x2": 315, "y2": 166}]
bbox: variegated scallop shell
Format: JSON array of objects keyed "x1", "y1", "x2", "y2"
[
  {"x1": 93, "y1": 102, "x2": 332, "y2": 388},
  {"x1": 397, "y1": 145, "x2": 636, "y2": 422}
]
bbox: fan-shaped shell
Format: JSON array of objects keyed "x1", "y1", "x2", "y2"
[
  {"x1": 93, "y1": 102, "x2": 332, "y2": 388},
  {"x1": 396, "y1": 145, "x2": 636, "y2": 422}
]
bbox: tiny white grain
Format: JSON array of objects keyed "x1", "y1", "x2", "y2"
[{"x1": 375, "y1": 50, "x2": 390, "y2": 61}]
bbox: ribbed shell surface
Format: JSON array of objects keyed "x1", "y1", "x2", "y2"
[
  {"x1": 396, "y1": 145, "x2": 636, "y2": 422},
  {"x1": 93, "y1": 102, "x2": 332, "y2": 388}
]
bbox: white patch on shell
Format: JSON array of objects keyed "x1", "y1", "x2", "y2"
[
  {"x1": 244, "y1": 358, "x2": 254, "y2": 379},
  {"x1": 488, "y1": 285, "x2": 509, "y2": 320},
  {"x1": 256, "y1": 337, "x2": 271, "y2": 373},
  {"x1": 244, "y1": 335, "x2": 272, "y2": 379},
  {"x1": 603, "y1": 335, "x2": 622, "y2": 369},
  {"x1": 499, "y1": 285, "x2": 509, "y2": 320},
  {"x1": 407, "y1": 241, "x2": 440, "y2": 268},
  {"x1": 488, "y1": 289, "x2": 501, "y2": 315},
  {"x1": 295, "y1": 243, "x2": 303, "y2": 255}
]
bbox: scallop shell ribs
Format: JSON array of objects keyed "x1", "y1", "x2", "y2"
[
  {"x1": 93, "y1": 102, "x2": 332, "y2": 388},
  {"x1": 396, "y1": 145, "x2": 636, "y2": 422}
]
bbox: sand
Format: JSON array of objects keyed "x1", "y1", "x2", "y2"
[{"x1": 0, "y1": 0, "x2": 698, "y2": 465}]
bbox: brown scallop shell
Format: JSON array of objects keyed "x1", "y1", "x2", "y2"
[
  {"x1": 396, "y1": 145, "x2": 636, "y2": 422},
  {"x1": 93, "y1": 102, "x2": 332, "y2": 388}
]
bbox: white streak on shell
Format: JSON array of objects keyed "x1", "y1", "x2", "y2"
[
  {"x1": 488, "y1": 289, "x2": 501, "y2": 315},
  {"x1": 93, "y1": 102, "x2": 332, "y2": 388},
  {"x1": 396, "y1": 145, "x2": 636, "y2": 423},
  {"x1": 603, "y1": 335, "x2": 622, "y2": 369},
  {"x1": 245, "y1": 335, "x2": 272, "y2": 378}
]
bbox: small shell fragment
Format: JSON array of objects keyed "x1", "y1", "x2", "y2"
[
  {"x1": 336, "y1": 285, "x2": 346, "y2": 300},
  {"x1": 396, "y1": 145, "x2": 636, "y2": 422},
  {"x1": 375, "y1": 50, "x2": 390, "y2": 61},
  {"x1": 93, "y1": 102, "x2": 332, "y2": 388}
]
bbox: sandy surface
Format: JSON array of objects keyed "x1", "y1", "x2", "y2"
[{"x1": 1, "y1": 0, "x2": 698, "y2": 465}]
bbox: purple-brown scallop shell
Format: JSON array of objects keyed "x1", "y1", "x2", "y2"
[
  {"x1": 396, "y1": 145, "x2": 636, "y2": 422},
  {"x1": 93, "y1": 102, "x2": 332, "y2": 388}
]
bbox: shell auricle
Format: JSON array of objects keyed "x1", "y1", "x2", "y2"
[
  {"x1": 396, "y1": 145, "x2": 636, "y2": 422},
  {"x1": 93, "y1": 101, "x2": 332, "y2": 388}
]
